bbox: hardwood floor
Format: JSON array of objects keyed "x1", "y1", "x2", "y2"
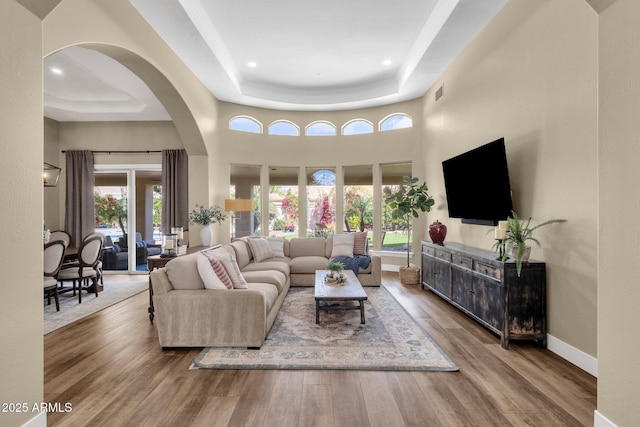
[{"x1": 44, "y1": 272, "x2": 596, "y2": 426}]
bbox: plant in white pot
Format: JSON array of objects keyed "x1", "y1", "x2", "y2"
[
  {"x1": 189, "y1": 204, "x2": 226, "y2": 246},
  {"x1": 499, "y1": 211, "x2": 566, "y2": 276},
  {"x1": 383, "y1": 176, "x2": 435, "y2": 284}
]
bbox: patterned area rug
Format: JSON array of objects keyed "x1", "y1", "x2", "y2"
[{"x1": 192, "y1": 286, "x2": 458, "y2": 371}]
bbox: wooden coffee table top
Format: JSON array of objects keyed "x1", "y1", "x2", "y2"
[{"x1": 314, "y1": 270, "x2": 367, "y2": 300}]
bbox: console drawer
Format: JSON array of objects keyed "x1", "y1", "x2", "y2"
[
  {"x1": 452, "y1": 253, "x2": 472, "y2": 269},
  {"x1": 474, "y1": 261, "x2": 501, "y2": 280}
]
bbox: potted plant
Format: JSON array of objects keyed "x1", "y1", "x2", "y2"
[
  {"x1": 189, "y1": 204, "x2": 226, "y2": 246},
  {"x1": 383, "y1": 176, "x2": 435, "y2": 284},
  {"x1": 325, "y1": 261, "x2": 345, "y2": 283},
  {"x1": 498, "y1": 211, "x2": 566, "y2": 276}
]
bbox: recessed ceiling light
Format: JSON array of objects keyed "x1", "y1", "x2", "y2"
[
  {"x1": 248, "y1": 61, "x2": 257, "y2": 68},
  {"x1": 382, "y1": 59, "x2": 392, "y2": 66},
  {"x1": 51, "y1": 67, "x2": 63, "y2": 75}
]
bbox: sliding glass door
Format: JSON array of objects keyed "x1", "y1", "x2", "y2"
[{"x1": 94, "y1": 166, "x2": 161, "y2": 273}]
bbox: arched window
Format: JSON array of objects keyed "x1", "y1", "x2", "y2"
[
  {"x1": 379, "y1": 113, "x2": 412, "y2": 132},
  {"x1": 342, "y1": 119, "x2": 373, "y2": 135},
  {"x1": 268, "y1": 120, "x2": 300, "y2": 136},
  {"x1": 229, "y1": 115, "x2": 262, "y2": 133},
  {"x1": 305, "y1": 121, "x2": 337, "y2": 136}
]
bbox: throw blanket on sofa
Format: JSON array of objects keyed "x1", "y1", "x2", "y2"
[{"x1": 332, "y1": 255, "x2": 371, "y2": 277}]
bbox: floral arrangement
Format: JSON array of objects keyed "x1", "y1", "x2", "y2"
[{"x1": 189, "y1": 204, "x2": 226, "y2": 226}]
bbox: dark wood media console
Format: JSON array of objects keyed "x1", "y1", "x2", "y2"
[{"x1": 421, "y1": 241, "x2": 546, "y2": 349}]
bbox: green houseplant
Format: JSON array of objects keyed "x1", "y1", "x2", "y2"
[
  {"x1": 383, "y1": 176, "x2": 435, "y2": 284},
  {"x1": 325, "y1": 261, "x2": 345, "y2": 283},
  {"x1": 498, "y1": 211, "x2": 566, "y2": 276},
  {"x1": 189, "y1": 204, "x2": 226, "y2": 246}
]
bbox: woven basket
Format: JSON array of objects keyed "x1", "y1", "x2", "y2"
[{"x1": 399, "y1": 265, "x2": 420, "y2": 285}]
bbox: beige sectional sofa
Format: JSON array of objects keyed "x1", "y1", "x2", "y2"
[{"x1": 150, "y1": 235, "x2": 381, "y2": 349}]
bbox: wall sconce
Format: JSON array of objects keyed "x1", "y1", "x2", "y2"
[
  {"x1": 224, "y1": 199, "x2": 253, "y2": 240},
  {"x1": 43, "y1": 162, "x2": 61, "y2": 187}
]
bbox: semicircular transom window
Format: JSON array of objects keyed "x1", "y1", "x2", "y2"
[
  {"x1": 306, "y1": 121, "x2": 337, "y2": 136},
  {"x1": 379, "y1": 113, "x2": 413, "y2": 132},
  {"x1": 268, "y1": 120, "x2": 300, "y2": 136},
  {"x1": 229, "y1": 116, "x2": 263, "y2": 133},
  {"x1": 342, "y1": 119, "x2": 374, "y2": 135}
]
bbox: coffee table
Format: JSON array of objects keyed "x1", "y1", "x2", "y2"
[{"x1": 314, "y1": 270, "x2": 368, "y2": 324}]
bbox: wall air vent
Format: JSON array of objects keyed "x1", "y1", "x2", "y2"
[{"x1": 435, "y1": 84, "x2": 444, "y2": 101}]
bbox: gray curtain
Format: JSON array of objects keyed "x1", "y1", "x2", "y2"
[
  {"x1": 64, "y1": 150, "x2": 95, "y2": 248},
  {"x1": 162, "y1": 149, "x2": 189, "y2": 234}
]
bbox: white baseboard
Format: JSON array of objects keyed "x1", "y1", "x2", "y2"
[
  {"x1": 594, "y1": 410, "x2": 617, "y2": 427},
  {"x1": 547, "y1": 334, "x2": 598, "y2": 377},
  {"x1": 22, "y1": 412, "x2": 46, "y2": 427},
  {"x1": 382, "y1": 264, "x2": 400, "y2": 272}
]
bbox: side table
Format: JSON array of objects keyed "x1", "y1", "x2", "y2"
[{"x1": 147, "y1": 245, "x2": 210, "y2": 322}]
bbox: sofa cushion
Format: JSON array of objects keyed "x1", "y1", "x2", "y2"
[
  {"x1": 242, "y1": 270, "x2": 287, "y2": 293},
  {"x1": 331, "y1": 234, "x2": 355, "y2": 258},
  {"x1": 247, "y1": 283, "x2": 279, "y2": 313},
  {"x1": 267, "y1": 237, "x2": 286, "y2": 258},
  {"x1": 247, "y1": 237, "x2": 274, "y2": 263},
  {"x1": 289, "y1": 256, "x2": 330, "y2": 274},
  {"x1": 196, "y1": 252, "x2": 233, "y2": 290},
  {"x1": 289, "y1": 237, "x2": 326, "y2": 258},
  {"x1": 229, "y1": 240, "x2": 252, "y2": 269},
  {"x1": 165, "y1": 253, "x2": 205, "y2": 290},
  {"x1": 209, "y1": 247, "x2": 249, "y2": 289},
  {"x1": 241, "y1": 259, "x2": 290, "y2": 277}
]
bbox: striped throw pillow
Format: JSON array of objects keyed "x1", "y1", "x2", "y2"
[
  {"x1": 353, "y1": 231, "x2": 368, "y2": 255},
  {"x1": 197, "y1": 251, "x2": 233, "y2": 289}
]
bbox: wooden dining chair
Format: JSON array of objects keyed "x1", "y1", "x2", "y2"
[
  {"x1": 57, "y1": 234, "x2": 103, "y2": 303},
  {"x1": 49, "y1": 230, "x2": 71, "y2": 248},
  {"x1": 44, "y1": 240, "x2": 67, "y2": 312}
]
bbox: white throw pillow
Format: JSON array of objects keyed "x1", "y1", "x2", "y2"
[
  {"x1": 210, "y1": 248, "x2": 249, "y2": 289},
  {"x1": 331, "y1": 233, "x2": 355, "y2": 258},
  {"x1": 196, "y1": 252, "x2": 230, "y2": 290},
  {"x1": 267, "y1": 237, "x2": 286, "y2": 258},
  {"x1": 247, "y1": 237, "x2": 274, "y2": 263}
]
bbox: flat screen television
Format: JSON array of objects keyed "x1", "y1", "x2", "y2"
[{"x1": 442, "y1": 137, "x2": 513, "y2": 226}]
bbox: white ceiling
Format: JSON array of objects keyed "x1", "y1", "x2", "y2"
[{"x1": 43, "y1": 0, "x2": 507, "y2": 121}]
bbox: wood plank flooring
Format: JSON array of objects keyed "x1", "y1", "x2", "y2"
[{"x1": 44, "y1": 272, "x2": 596, "y2": 426}]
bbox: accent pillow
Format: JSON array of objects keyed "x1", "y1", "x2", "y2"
[
  {"x1": 331, "y1": 233, "x2": 355, "y2": 258},
  {"x1": 196, "y1": 252, "x2": 232, "y2": 290},
  {"x1": 247, "y1": 237, "x2": 274, "y2": 263},
  {"x1": 210, "y1": 248, "x2": 249, "y2": 289},
  {"x1": 353, "y1": 231, "x2": 368, "y2": 255},
  {"x1": 267, "y1": 237, "x2": 286, "y2": 258}
]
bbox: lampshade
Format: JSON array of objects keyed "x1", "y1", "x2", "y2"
[
  {"x1": 43, "y1": 162, "x2": 61, "y2": 187},
  {"x1": 224, "y1": 199, "x2": 253, "y2": 212}
]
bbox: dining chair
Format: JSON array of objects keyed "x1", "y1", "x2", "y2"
[
  {"x1": 44, "y1": 240, "x2": 67, "y2": 312},
  {"x1": 62, "y1": 232, "x2": 105, "y2": 284},
  {"x1": 57, "y1": 234, "x2": 103, "y2": 303},
  {"x1": 49, "y1": 230, "x2": 71, "y2": 248}
]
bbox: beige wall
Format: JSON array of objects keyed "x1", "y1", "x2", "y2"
[
  {"x1": 598, "y1": 0, "x2": 640, "y2": 424},
  {"x1": 422, "y1": 0, "x2": 598, "y2": 357},
  {"x1": 44, "y1": 118, "x2": 61, "y2": 229},
  {"x1": 0, "y1": 2, "x2": 44, "y2": 426}
]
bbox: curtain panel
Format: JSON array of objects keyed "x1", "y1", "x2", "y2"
[
  {"x1": 161, "y1": 149, "x2": 188, "y2": 234},
  {"x1": 64, "y1": 150, "x2": 95, "y2": 248}
]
